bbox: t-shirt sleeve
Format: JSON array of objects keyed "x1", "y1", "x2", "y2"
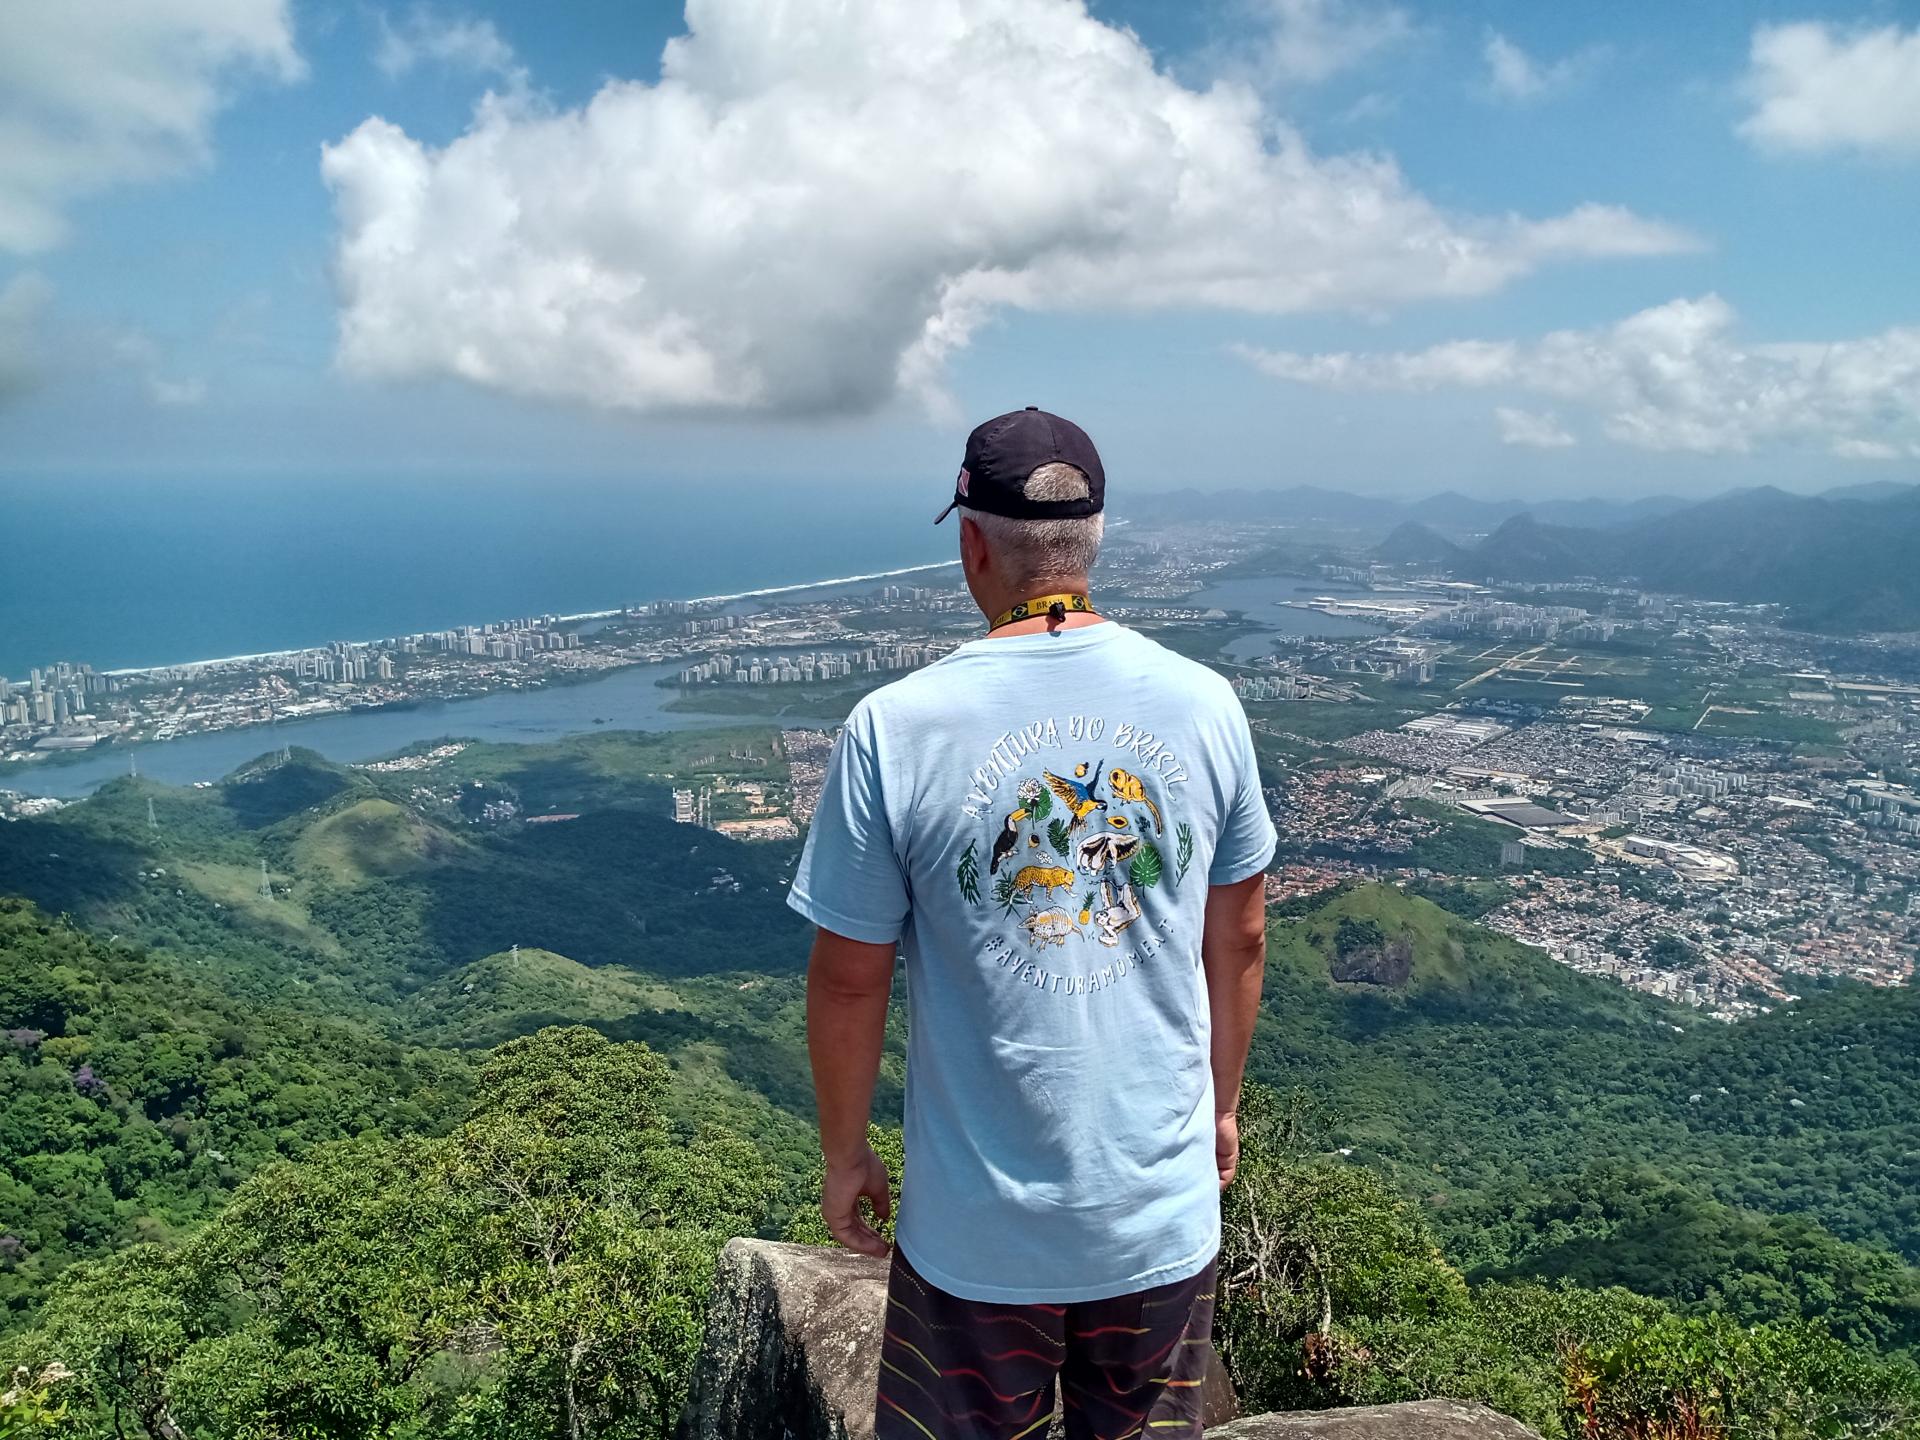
[
  {"x1": 1208, "y1": 697, "x2": 1277, "y2": 886},
  {"x1": 786, "y1": 713, "x2": 911, "y2": 945}
]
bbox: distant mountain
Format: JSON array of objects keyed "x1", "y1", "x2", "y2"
[
  {"x1": 1373, "y1": 521, "x2": 1470, "y2": 569},
  {"x1": 1126, "y1": 480, "x2": 1920, "y2": 627},
  {"x1": 1455, "y1": 486, "x2": 1920, "y2": 629},
  {"x1": 1822, "y1": 479, "x2": 1917, "y2": 503},
  {"x1": 1529, "y1": 494, "x2": 1689, "y2": 529},
  {"x1": 1466, "y1": 513, "x2": 1609, "y2": 582},
  {"x1": 1403, "y1": 491, "x2": 1527, "y2": 533},
  {"x1": 1125, "y1": 486, "x2": 1691, "y2": 538}
]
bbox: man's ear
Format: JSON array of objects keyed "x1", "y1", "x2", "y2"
[{"x1": 958, "y1": 515, "x2": 988, "y2": 575}]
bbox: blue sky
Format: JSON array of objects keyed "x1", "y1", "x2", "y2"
[{"x1": 1, "y1": 0, "x2": 1916, "y2": 499}]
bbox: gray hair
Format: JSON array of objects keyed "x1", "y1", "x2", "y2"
[{"x1": 960, "y1": 463, "x2": 1104, "y2": 586}]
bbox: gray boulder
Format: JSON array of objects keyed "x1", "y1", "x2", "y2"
[{"x1": 676, "y1": 1238, "x2": 888, "y2": 1440}]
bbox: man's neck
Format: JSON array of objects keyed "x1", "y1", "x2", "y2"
[{"x1": 978, "y1": 579, "x2": 1106, "y2": 639}]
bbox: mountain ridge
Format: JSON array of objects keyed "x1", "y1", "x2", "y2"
[{"x1": 1350, "y1": 485, "x2": 1920, "y2": 628}]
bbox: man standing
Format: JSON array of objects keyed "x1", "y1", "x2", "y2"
[{"x1": 790, "y1": 408, "x2": 1275, "y2": 1440}]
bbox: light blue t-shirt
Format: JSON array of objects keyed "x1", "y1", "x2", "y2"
[{"x1": 787, "y1": 621, "x2": 1276, "y2": 1304}]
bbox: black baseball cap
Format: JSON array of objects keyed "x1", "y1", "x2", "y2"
[{"x1": 934, "y1": 406, "x2": 1106, "y2": 524}]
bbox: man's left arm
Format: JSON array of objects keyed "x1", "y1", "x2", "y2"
[
  {"x1": 1204, "y1": 698, "x2": 1278, "y2": 1189},
  {"x1": 806, "y1": 926, "x2": 897, "y2": 1256},
  {"x1": 1202, "y1": 872, "x2": 1268, "y2": 1189}
]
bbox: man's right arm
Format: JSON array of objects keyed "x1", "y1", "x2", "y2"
[
  {"x1": 1202, "y1": 872, "x2": 1268, "y2": 1189},
  {"x1": 806, "y1": 925, "x2": 896, "y2": 1256},
  {"x1": 785, "y1": 712, "x2": 910, "y2": 1255}
]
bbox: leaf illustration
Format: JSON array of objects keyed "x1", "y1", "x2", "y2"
[
  {"x1": 957, "y1": 838, "x2": 981, "y2": 905},
  {"x1": 1175, "y1": 823, "x2": 1194, "y2": 885},
  {"x1": 992, "y1": 871, "x2": 1019, "y2": 914},
  {"x1": 1029, "y1": 787, "x2": 1052, "y2": 821},
  {"x1": 1129, "y1": 841, "x2": 1164, "y2": 890},
  {"x1": 1047, "y1": 818, "x2": 1072, "y2": 857}
]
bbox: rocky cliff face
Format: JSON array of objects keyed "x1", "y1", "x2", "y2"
[{"x1": 677, "y1": 1239, "x2": 1542, "y2": 1440}]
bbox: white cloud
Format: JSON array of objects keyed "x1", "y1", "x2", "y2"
[
  {"x1": 1739, "y1": 21, "x2": 1920, "y2": 157},
  {"x1": 0, "y1": 0, "x2": 301, "y2": 254},
  {"x1": 321, "y1": 0, "x2": 1693, "y2": 419},
  {"x1": 149, "y1": 376, "x2": 209, "y2": 407},
  {"x1": 1244, "y1": 0, "x2": 1413, "y2": 86},
  {"x1": 373, "y1": 7, "x2": 521, "y2": 83},
  {"x1": 109, "y1": 331, "x2": 208, "y2": 407},
  {"x1": 1831, "y1": 437, "x2": 1900, "y2": 461},
  {"x1": 0, "y1": 273, "x2": 53, "y2": 402},
  {"x1": 1495, "y1": 406, "x2": 1574, "y2": 449},
  {"x1": 1237, "y1": 294, "x2": 1920, "y2": 456},
  {"x1": 1482, "y1": 31, "x2": 1580, "y2": 102}
]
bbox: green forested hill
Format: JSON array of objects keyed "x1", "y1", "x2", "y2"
[
  {"x1": 0, "y1": 746, "x2": 810, "y2": 1011},
  {"x1": 4, "y1": 737, "x2": 1919, "y2": 1434},
  {"x1": 1249, "y1": 885, "x2": 1920, "y2": 1284},
  {"x1": 0, "y1": 898, "x2": 469, "y2": 1327}
]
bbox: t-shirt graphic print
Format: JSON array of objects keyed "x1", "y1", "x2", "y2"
[
  {"x1": 788, "y1": 622, "x2": 1276, "y2": 1305},
  {"x1": 961, "y1": 745, "x2": 1192, "y2": 982}
]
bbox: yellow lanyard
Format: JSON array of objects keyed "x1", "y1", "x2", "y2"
[{"x1": 988, "y1": 592, "x2": 1093, "y2": 631}]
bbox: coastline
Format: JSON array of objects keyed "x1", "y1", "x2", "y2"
[{"x1": 85, "y1": 559, "x2": 963, "y2": 680}]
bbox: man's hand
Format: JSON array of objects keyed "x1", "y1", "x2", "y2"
[
  {"x1": 822, "y1": 1142, "x2": 893, "y2": 1257},
  {"x1": 1216, "y1": 1111, "x2": 1240, "y2": 1190}
]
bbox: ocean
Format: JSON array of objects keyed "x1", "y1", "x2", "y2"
[{"x1": 0, "y1": 477, "x2": 955, "y2": 677}]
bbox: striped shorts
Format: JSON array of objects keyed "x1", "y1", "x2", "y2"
[{"x1": 875, "y1": 1247, "x2": 1218, "y2": 1440}]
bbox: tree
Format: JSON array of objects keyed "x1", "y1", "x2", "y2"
[
  {"x1": 0, "y1": 1029, "x2": 767, "y2": 1440},
  {"x1": 1217, "y1": 1085, "x2": 1478, "y2": 1414},
  {"x1": 1215, "y1": 1085, "x2": 1920, "y2": 1439}
]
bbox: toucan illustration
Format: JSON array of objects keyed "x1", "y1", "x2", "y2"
[{"x1": 990, "y1": 809, "x2": 1024, "y2": 873}]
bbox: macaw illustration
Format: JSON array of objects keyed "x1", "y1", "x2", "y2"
[
  {"x1": 1107, "y1": 767, "x2": 1163, "y2": 832},
  {"x1": 1043, "y1": 761, "x2": 1106, "y2": 833}
]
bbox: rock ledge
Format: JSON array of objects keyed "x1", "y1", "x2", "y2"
[{"x1": 1210, "y1": 1399, "x2": 1543, "y2": 1438}]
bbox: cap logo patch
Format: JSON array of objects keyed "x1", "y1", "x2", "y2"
[{"x1": 956, "y1": 467, "x2": 971, "y2": 497}]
